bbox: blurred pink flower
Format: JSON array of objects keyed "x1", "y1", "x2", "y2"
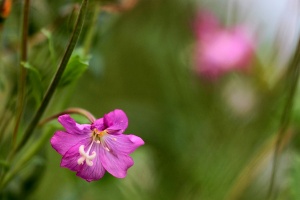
[{"x1": 194, "y1": 12, "x2": 254, "y2": 80}]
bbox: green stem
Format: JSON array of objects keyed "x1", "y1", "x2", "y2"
[
  {"x1": 12, "y1": 0, "x2": 89, "y2": 157},
  {"x1": 0, "y1": 92, "x2": 15, "y2": 143},
  {"x1": 267, "y1": 37, "x2": 300, "y2": 199},
  {"x1": 12, "y1": 0, "x2": 30, "y2": 148},
  {"x1": 0, "y1": 111, "x2": 12, "y2": 144}
]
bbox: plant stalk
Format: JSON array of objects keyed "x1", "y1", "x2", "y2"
[{"x1": 12, "y1": 0, "x2": 89, "y2": 157}]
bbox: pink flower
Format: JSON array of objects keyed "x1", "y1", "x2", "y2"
[
  {"x1": 194, "y1": 12, "x2": 254, "y2": 80},
  {"x1": 50, "y1": 109, "x2": 144, "y2": 182}
]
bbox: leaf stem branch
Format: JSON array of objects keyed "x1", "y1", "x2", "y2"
[{"x1": 12, "y1": 0, "x2": 89, "y2": 157}]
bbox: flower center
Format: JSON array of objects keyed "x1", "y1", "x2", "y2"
[
  {"x1": 97, "y1": 129, "x2": 108, "y2": 137},
  {"x1": 92, "y1": 128, "x2": 112, "y2": 152},
  {"x1": 92, "y1": 128, "x2": 108, "y2": 142},
  {"x1": 77, "y1": 142, "x2": 96, "y2": 167}
]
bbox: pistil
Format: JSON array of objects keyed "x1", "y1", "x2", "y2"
[{"x1": 77, "y1": 141, "x2": 96, "y2": 166}]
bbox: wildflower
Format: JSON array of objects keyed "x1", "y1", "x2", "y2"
[
  {"x1": 193, "y1": 11, "x2": 254, "y2": 80},
  {"x1": 50, "y1": 109, "x2": 144, "y2": 182}
]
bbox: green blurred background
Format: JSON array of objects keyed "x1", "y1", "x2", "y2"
[{"x1": 1, "y1": 0, "x2": 300, "y2": 199}]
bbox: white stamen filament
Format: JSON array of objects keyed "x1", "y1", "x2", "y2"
[{"x1": 77, "y1": 142, "x2": 96, "y2": 167}]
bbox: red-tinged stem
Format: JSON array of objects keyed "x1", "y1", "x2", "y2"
[
  {"x1": 39, "y1": 108, "x2": 96, "y2": 126},
  {"x1": 12, "y1": 0, "x2": 30, "y2": 148}
]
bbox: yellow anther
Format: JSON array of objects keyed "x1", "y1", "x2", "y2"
[{"x1": 94, "y1": 129, "x2": 108, "y2": 137}]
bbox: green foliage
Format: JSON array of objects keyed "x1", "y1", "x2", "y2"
[
  {"x1": 22, "y1": 62, "x2": 44, "y2": 106},
  {"x1": 58, "y1": 48, "x2": 90, "y2": 88},
  {"x1": 41, "y1": 29, "x2": 57, "y2": 65}
]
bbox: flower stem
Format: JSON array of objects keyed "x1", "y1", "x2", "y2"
[
  {"x1": 12, "y1": 0, "x2": 89, "y2": 156},
  {"x1": 267, "y1": 37, "x2": 300, "y2": 199},
  {"x1": 12, "y1": 0, "x2": 30, "y2": 148},
  {"x1": 39, "y1": 107, "x2": 96, "y2": 126}
]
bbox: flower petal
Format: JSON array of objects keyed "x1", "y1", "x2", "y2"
[
  {"x1": 104, "y1": 134, "x2": 144, "y2": 154},
  {"x1": 58, "y1": 114, "x2": 91, "y2": 135},
  {"x1": 76, "y1": 144, "x2": 106, "y2": 182},
  {"x1": 60, "y1": 139, "x2": 91, "y2": 172},
  {"x1": 128, "y1": 134, "x2": 145, "y2": 147},
  {"x1": 92, "y1": 118, "x2": 105, "y2": 130},
  {"x1": 104, "y1": 109, "x2": 128, "y2": 134},
  {"x1": 50, "y1": 130, "x2": 90, "y2": 155},
  {"x1": 100, "y1": 147, "x2": 134, "y2": 178}
]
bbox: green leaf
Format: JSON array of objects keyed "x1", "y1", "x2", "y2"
[
  {"x1": 58, "y1": 48, "x2": 90, "y2": 88},
  {"x1": 22, "y1": 62, "x2": 44, "y2": 105},
  {"x1": 41, "y1": 28, "x2": 56, "y2": 64}
]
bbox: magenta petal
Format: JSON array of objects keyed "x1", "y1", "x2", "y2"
[
  {"x1": 100, "y1": 147, "x2": 134, "y2": 178},
  {"x1": 58, "y1": 115, "x2": 91, "y2": 135},
  {"x1": 50, "y1": 131, "x2": 90, "y2": 156},
  {"x1": 92, "y1": 118, "x2": 104, "y2": 131},
  {"x1": 104, "y1": 134, "x2": 144, "y2": 154},
  {"x1": 60, "y1": 139, "x2": 91, "y2": 172},
  {"x1": 128, "y1": 135, "x2": 145, "y2": 146},
  {"x1": 104, "y1": 109, "x2": 128, "y2": 133},
  {"x1": 76, "y1": 145, "x2": 106, "y2": 182}
]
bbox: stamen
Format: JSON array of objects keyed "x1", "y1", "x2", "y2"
[
  {"x1": 112, "y1": 137, "x2": 117, "y2": 141},
  {"x1": 98, "y1": 130, "x2": 108, "y2": 137}
]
